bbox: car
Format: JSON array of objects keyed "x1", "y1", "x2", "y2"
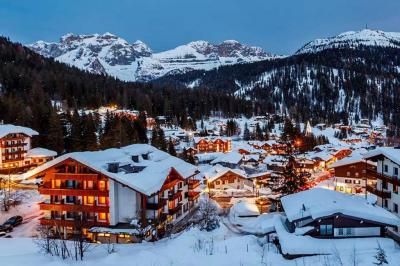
[
  {"x1": 0, "y1": 224, "x2": 13, "y2": 233},
  {"x1": 0, "y1": 231, "x2": 6, "y2": 237},
  {"x1": 3, "y1": 216, "x2": 23, "y2": 228}
]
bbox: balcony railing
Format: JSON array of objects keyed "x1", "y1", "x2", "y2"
[
  {"x1": 168, "y1": 204, "x2": 182, "y2": 215},
  {"x1": 188, "y1": 191, "x2": 200, "y2": 201},
  {"x1": 367, "y1": 169, "x2": 399, "y2": 185},
  {"x1": 39, "y1": 188, "x2": 109, "y2": 197},
  {"x1": 48, "y1": 173, "x2": 100, "y2": 181},
  {"x1": 40, "y1": 218, "x2": 109, "y2": 228},
  {"x1": 366, "y1": 185, "x2": 391, "y2": 198},
  {"x1": 188, "y1": 179, "x2": 200, "y2": 190},
  {"x1": 39, "y1": 202, "x2": 109, "y2": 213},
  {"x1": 146, "y1": 199, "x2": 166, "y2": 210}
]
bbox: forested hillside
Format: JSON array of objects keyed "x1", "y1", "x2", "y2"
[
  {"x1": 159, "y1": 46, "x2": 400, "y2": 127},
  {"x1": 0, "y1": 37, "x2": 252, "y2": 152}
]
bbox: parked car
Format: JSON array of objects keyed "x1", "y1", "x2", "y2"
[
  {"x1": 0, "y1": 231, "x2": 6, "y2": 237},
  {"x1": 3, "y1": 216, "x2": 23, "y2": 228},
  {"x1": 0, "y1": 224, "x2": 13, "y2": 233}
]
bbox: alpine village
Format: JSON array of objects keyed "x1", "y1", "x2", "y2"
[{"x1": 2, "y1": 2, "x2": 400, "y2": 266}]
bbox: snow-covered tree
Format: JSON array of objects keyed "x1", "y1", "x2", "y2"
[
  {"x1": 197, "y1": 198, "x2": 220, "y2": 231},
  {"x1": 373, "y1": 242, "x2": 388, "y2": 265}
]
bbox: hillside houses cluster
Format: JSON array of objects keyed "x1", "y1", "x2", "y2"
[{"x1": 11, "y1": 115, "x2": 400, "y2": 247}]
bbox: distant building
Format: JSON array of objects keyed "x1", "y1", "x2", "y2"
[
  {"x1": 329, "y1": 155, "x2": 376, "y2": 194},
  {"x1": 0, "y1": 124, "x2": 57, "y2": 173},
  {"x1": 194, "y1": 137, "x2": 232, "y2": 153},
  {"x1": 281, "y1": 188, "x2": 399, "y2": 238}
]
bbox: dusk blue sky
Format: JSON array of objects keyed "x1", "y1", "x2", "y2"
[{"x1": 1, "y1": 0, "x2": 400, "y2": 54}]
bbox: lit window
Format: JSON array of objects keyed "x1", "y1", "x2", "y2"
[
  {"x1": 98, "y1": 212, "x2": 107, "y2": 221},
  {"x1": 87, "y1": 196, "x2": 94, "y2": 205},
  {"x1": 98, "y1": 197, "x2": 106, "y2": 205}
]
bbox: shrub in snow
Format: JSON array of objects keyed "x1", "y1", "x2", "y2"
[
  {"x1": 197, "y1": 198, "x2": 220, "y2": 231},
  {"x1": 374, "y1": 241, "x2": 388, "y2": 265}
]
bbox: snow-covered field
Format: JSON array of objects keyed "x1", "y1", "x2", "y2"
[{"x1": 1, "y1": 221, "x2": 400, "y2": 266}]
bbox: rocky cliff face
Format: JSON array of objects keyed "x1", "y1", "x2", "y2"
[{"x1": 29, "y1": 33, "x2": 276, "y2": 81}]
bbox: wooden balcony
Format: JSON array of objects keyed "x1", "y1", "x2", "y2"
[
  {"x1": 39, "y1": 202, "x2": 109, "y2": 213},
  {"x1": 0, "y1": 142, "x2": 27, "y2": 148},
  {"x1": 146, "y1": 199, "x2": 166, "y2": 210},
  {"x1": 188, "y1": 191, "x2": 200, "y2": 201},
  {"x1": 43, "y1": 173, "x2": 100, "y2": 182},
  {"x1": 40, "y1": 218, "x2": 109, "y2": 228},
  {"x1": 367, "y1": 169, "x2": 399, "y2": 186},
  {"x1": 366, "y1": 185, "x2": 391, "y2": 199},
  {"x1": 39, "y1": 188, "x2": 109, "y2": 197},
  {"x1": 188, "y1": 179, "x2": 201, "y2": 190},
  {"x1": 168, "y1": 204, "x2": 182, "y2": 215}
]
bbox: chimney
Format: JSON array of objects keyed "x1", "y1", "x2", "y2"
[
  {"x1": 132, "y1": 155, "x2": 139, "y2": 163},
  {"x1": 107, "y1": 162, "x2": 120, "y2": 173}
]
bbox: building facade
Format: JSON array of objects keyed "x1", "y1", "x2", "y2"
[
  {"x1": 0, "y1": 125, "x2": 57, "y2": 173},
  {"x1": 24, "y1": 144, "x2": 200, "y2": 243},
  {"x1": 329, "y1": 158, "x2": 377, "y2": 194},
  {"x1": 364, "y1": 148, "x2": 400, "y2": 217},
  {"x1": 194, "y1": 137, "x2": 232, "y2": 153}
]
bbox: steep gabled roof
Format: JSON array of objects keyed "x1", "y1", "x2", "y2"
[
  {"x1": 21, "y1": 144, "x2": 198, "y2": 196},
  {"x1": 0, "y1": 124, "x2": 39, "y2": 138}
]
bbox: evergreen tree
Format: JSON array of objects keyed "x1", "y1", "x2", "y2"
[
  {"x1": 46, "y1": 110, "x2": 65, "y2": 154},
  {"x1": 276, "y1": 157, "x2": 310, "y2": 195},
  {"x1": 69, "y1": 110, "x2": 83, "y2": 151},
  {"x1": 158, "y1": 127, "x2": 167, "y2": 151},
  {"x1": 151, "y1": 125, "x2": 159, "y2": 148},
  {"x1": 81, "y1": 113, "x2": 98, "y2": 151},
  {"x1": 167, "y1": 138, "x2": 177, "y2": 157},
  {"x1": 243, "y1": 122, "x2": 251, "y2": 141},
  {"x1": 255, "y1": 123, "x2": 263, "y2": 140}
]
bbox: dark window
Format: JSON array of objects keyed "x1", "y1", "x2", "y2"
[
  {"x1": 66, "y1": 180, "x2": 75, "y2": 188},
  {"x1": 338, "y1": 228, "x2": 344, "y2": 235},
  {"x1": 394, "y1": 167, "x2": 399, "y2": 176},
  {"x1": 384, "y1": 165, "x2": 388, "y2": 173},
  {"x1": 394, "y1": 203, "x2": 398, "y2": 213},
  {"x1": 66, "y1": 196, "x2": 75, "y2": 203},
  {"x1": 345, "y1": 179, "x2": 352, "y2": 184}
]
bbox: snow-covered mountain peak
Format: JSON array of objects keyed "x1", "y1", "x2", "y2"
[
  {"x1": 29, "y1": 33, "x2": 276, "y2": 81},
  {"x1": 296, "y1": 29, "x2": 400, "y2": 54}
]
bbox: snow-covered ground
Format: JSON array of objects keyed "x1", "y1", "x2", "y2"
[
  {"x1": 1, "y1": 220, "x2": 400, "y2": 266},
  {"x1": 0, "y1": 190, "x2": 43, "y2": 238}
]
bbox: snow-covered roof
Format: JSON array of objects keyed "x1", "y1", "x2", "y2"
[
  {"x1": 363, "y1": 147, "x2": 400, "y2": 166},
  {"x1": 243, "y1": 154, "x2": 260, "y2": 162},
  {"x1": 233, "y1": 142, "x2": 261, "y2": 154},
  {"x1": 21, "y1": 144, "x2": 198, "y2": 196},
  {"x1": 0, "y1": 124, "x2": 38, "y2": 138},
  {"x1": 26, "y1": 148, "x2": 57, "y2": 158},
  {"x1": 194, "y1": 152, "x2": 223, "y2": 163},
  {"x1": 193, "y1": 136, "x2": 231, "y2": 143},
  {"x1": 329, "y1": 154, "x2": 376, "y2": 169},
  {"x1": 210, "y1": 151, "x2": 242, "y2": 165},
  {"x1": 204, "y1": 164, "x2": 246, "y2": 182},
  {"x1": 281, "y1": 188, "x2": 400, "y2": 226}
]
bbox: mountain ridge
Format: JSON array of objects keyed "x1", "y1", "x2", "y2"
[{"x1": 29, "y1": 33, "x2": 277, "y2": 81}]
